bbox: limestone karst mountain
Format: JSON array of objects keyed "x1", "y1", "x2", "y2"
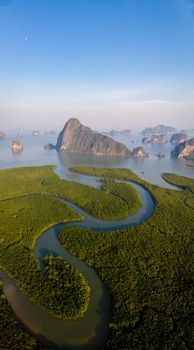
[
  {"x1": 171, "y1": 138, "x2": 194, "y2": 159},
  {"x1": 170, "y1": 133, "x2": 188, "y2": 144},
  {"x1": 132, "y1": 147, "x2": 148, "y2": 158},
  {"x1": 55, "y1": 118, "x2": 131, "y2": 157},
  {"x1": 141, "y1": 125, "x2": 176, "y2": 135}
]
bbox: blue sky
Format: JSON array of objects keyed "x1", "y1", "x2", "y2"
[{"x1": 0, "y1": 0, "x2": 194, "y2": 132}]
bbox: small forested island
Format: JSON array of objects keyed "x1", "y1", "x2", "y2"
[{"x1": 0, "y1": 165, "x2": 194, "y2": 349}]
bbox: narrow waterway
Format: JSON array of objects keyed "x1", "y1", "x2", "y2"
[{"x1": 0, "y1": 176, "x2": 155, "y2": 349}]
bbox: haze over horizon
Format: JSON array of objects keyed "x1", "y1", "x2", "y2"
[{"x1": 0, "y1": 0, "x2": 194, "y2": 132}]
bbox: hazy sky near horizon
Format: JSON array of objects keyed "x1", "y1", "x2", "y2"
[{"x1": 0, "y1": 0, "x2": 194, "y2": 132}]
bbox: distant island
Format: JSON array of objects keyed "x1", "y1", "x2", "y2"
[
  {"x1": 156, "y1": 152, "x2": 166, "y2": 159},
  {"x1": 11, "y1": 140, "x2": 24, "y2": 153},
  {"x1": 142, "y1": 134, "x2": 166, "y2": 144},
  {"x1": 141, "y1": 124, "x2": 176, "y2": 135},
  {"x1": 45, "y1": 130, "x2": 56, "y2": 136},
  {"x1": 32, "y1": 130, "x2": 40, "y2": 136},
  {"x1": 44, "y1": 143, "x2": 55, "y2": 150},
  {"x1": 132, "y1": 146, "x2": 148, "y2": 158},
  {"x1": 179, "y1": 128, "x2": 194, "y2": 135},
  {"x1": 0, "y1": 131, "x2": 5, "y2": 139},
  {"x1": 105, "y1": 129, "x2": 132, "y2": 137},
  {"x1": 170, "y1": 133, "x2": 188, "y2": 144},
  {"x1": 42, "y1": 119, "x2": 194, "y2": 162},
  {"x1": 171, "y1": 138, "x2": 194, "y2": 159},
  {"x1": 16, "y1": 133, "x2": 22, "y2": 139}
]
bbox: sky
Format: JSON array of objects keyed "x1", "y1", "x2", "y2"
[{"x1": 0, "y1": 0, "x2": 194, "y2": 133}]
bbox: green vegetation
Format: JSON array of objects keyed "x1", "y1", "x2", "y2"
[
  {"x1": 0, "y1": 165, "x2": 133, "y2": 220},
  {"x1": 1, "y1": 247, "x2": 90, "y2": 320},
  {"x1": 0, "y1": 281, "x2": 54, "y2": 350},
  {"x1": 69, "y1": 165, "x2": 157, "y2": 196},
  {"x1": 162, "y1": 172, "x2": 194, "y2": 192},
  {"x1": 0, "y1": 193, "x2": 91, "y2": 319},
  {"x1": 0, "y1": 164, "x2": 138, "y2": 347},
  {"x1": 100, "y1": 178, "x2": 141, "y2": 215},
  {"x1": 0, "y1": 193, "x2": 81, "y2": 250},
  {"x1": 70, "y1": 166, "x2": 140, "y2": 183},
  {"x1": 0, "y1": 166, "x2": 111, "y2": 349},
  {"x1": 0, "y1": 282, "x2": 37, "y2": 350},
  {"x1": 0, "y1": 187, "x2": 88, "y2": 321},
  {"x1": 0, "y1": 166, "x2": 95, "y2": 322},
  {"x1": 60, "y1": 166, "x2": 194, "y2": 350},
  {"x1": 185, "y1": 196, "x2": 194, "y2": 209},
  {"x1": 42, "y1": 254, "x2": 90, "y2": 318}
]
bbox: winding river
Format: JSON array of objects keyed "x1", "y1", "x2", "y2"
[{"x1": 0, "y1": 173, "x2": 155, "y2": 350}]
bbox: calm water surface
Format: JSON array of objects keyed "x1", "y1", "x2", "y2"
[{"x1": 0, "y1": 133, "x2": 193, "y2": 187}]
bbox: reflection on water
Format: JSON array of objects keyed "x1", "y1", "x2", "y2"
[{"x1": 56, "y1": 150, "x2": 194, "y2": 190}]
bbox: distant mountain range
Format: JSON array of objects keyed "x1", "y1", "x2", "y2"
[
  {"x1": 142, "y1": 134, "x2": 166, "y2": 144},
  {"x1": 141, "y1": 125, "x2": 176, "y2": 135},
  {"x1": 104, "y1": 129, "x2": 132, "y2": 137},
  {"x1": 170, "y1": 133, "x2": 188, "y2": 144}
]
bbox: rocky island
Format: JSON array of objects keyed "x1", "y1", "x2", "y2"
[
  {"x1": 0, "y1": 131, "x2": 5, "y2": 139},
  {"x1": 32, "y1": 130, "x2": 40, "y2": 136},
  {"x1": 132, "y1": 147, "x2": 148, "y2": 158},
  {"x1": 107, "y1": 129, "x2": 132, "y2": 137},
  {"x1": 142, "y1": 134, "x2": 166, "y2": 144},
  {"x1": 16, "y1": 133, "x2": 22, "y2": 139},
  {"x1": 44, "y1": 143, "x2": 55, "y2": 150},
  {"x1": 11, "y1": 140, "x2": 24, "y2": 152},
  {"x1": 55, "y1": 118, "x2": 131, "y2": 157},
  {"x1": 156, "y1": 152, "x2": 166, "y2": 159},
  {"x1": 150, "y1": 134, "x2": 166, "y2": 144},
  {"x1": 142, "y1": 137, "x2": 149, "y2": 144},
  {"x1": 170, "y1": 133, "x2": 188, "y2": 144},
  {"x1": 171, "y1": 138, "x2": 194, "y2": 159},
  {"x1": 141, "y1": 125, "x2": 176, "y2": 135}
]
